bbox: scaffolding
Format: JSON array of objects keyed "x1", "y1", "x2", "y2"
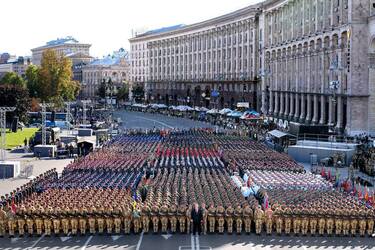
[
  {"x1": 0, "y1": 107, "x2": 16, "y2": 161},
  {"x1": 64, "y1": 102, "x2": 74, "y2": 130},
  {"x1": 81, "y1": 100, "x2": 91, "y2": 125},
  {"x1": 39, "y1": 103, "x2": 53, "y2": 146}
]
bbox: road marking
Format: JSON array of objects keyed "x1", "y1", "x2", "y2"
[
  {"x1": 134, "y1": 116, "x2": 174, "y2": 129},
  {"x1": 28, "y1": 233, "x2": 45, "y2": 250},
  {"x1": 161, "y1": 233, "x2": 172, "y2": 240},
  {"x1": 60, "y1": 232, "x2": 72, "y2": 242},
  {"x1": 191, "y1": 233, "x2": 195, "y2": 250},
  {"x1": 136, "y1": 231, "x2": 144, "y2": 250},
  {"x1": 11, "y1": 237, "x2": 20, "y2": 243},
  {"x1": 111, "y1": 235, "x2": 122, "y2": 241},
  {"x1": 195, "y1": 234, "x2": 200, "y2": 250},
  {"x1": 81, "y1": 235, "x2": 93, "y2": 250}
]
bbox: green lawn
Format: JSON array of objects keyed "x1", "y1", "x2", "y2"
[{"x1": 4, "y1": 128, "x2": 38, "y2": 149}]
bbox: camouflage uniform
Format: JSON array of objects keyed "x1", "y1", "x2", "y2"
[
  {"x1": 217, "y1": 206, "x2": 225, "y2": 234},
  {"x1": 97, "y1": 206, "x2": 105, "y2": 234},
  {"x1": 265, "y1": 208, "x2": 273, "y2": 235},
  {"x1": 113, "y1": 206, "x2": 122, "y2": 234},
  {"x1": 151, "y1": 205, "x2": 159, "y2": 233},
  {"x1": 284, "y1": 207, "x2": 292, "y2": 235},
  {"x1": 225, "y1": 206, "x2": 234, "y2": 234},
  {"x1": 53, "y1": 207, "x2": 61, "y2": 235},
  {"x1": 79, "y1": 207, "x2": 87, "y2": 235},
  {"x1": 141, "y1": 205, "x2": 151, "y2": 234},
  {"x1": 243, "y1": 205, "x2": 252, "y2": 234},
  {"x1": 88, "y1": 206, "x2": 96, "y2": 234},
  {"x1": 177, "y1": 206, "x2": 186, "y2": 233},
  {"x1": 43, "y1": 207, "x2": 53, "y2": 236},
  {"x1": 254, "y1": 207, "x2": 264, "y2": 235},
  {"x1": 207, "y1": 205, "x2": 216, "y2": 233},
  {"x1": 0, "y1": 207, "x2": 6, "y2": 237},
  {"x1": 105, "y1": 207, "x2": 114, "y2": 234},
  {"x1": 234, "y1": 206, "x2": 243, "y2": 234},
  {"x1": 70, "y1": 208, "x2": 79, "y2": 235}
]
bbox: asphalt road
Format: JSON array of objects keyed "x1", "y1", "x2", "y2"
[
  {"x1": 1, "y1": 111, "x2": 374, "y2": 250},
  {"x1": 114, "y1": 110, "x2": 215, "y2": 130},
  {"x1": 0, "y1": 232, "x2": 374, "y2": 250}
]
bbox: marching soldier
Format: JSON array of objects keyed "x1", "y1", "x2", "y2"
[
  {"x1": 318, "y1": 209, "x2": 326, "y2": 236},
  {"x1": 88, "y1": 205, "x2": 96, "y2": 235},
  {"x1": 113, "y1": 206, "x2": 122, "y2": 234},
  {"x1": 201, "y1": 203, "x2": 208, "y2": 235},
  {"x1": 97, "y1": 205, "x2": 105, "y2": 234},
  {"x1": 234, "y1": 205, "x2": 243, "y2": 234},
  {"x1": 169, "y1": 205, "x2": 177, "y2": 233},
  {"x1": 265, "y1": 207, "x2": 273, "y2": 235},
  {"x1": 254, "y1": 206, "x2": 264, "y2": 235},
  {"x1": 123, "y1": 205, "x2": 132, "y2": 234},
  {"x1": 292, "y1": 209, "x2": 301, "y2": 235},
  {"x1": 7, "y1": 207, "x2": 16, "y2": 237},
  {"x1": 284, "y1": 206, "x2": 292, "y2": 235},
  {"x1": 207, "y1": 204, "x2": 216, "y2": 233},
  {"x1": 151, "y1": 205, "x2": 159, "y2": 234},
  {"x1": 133, "y1": 204, "x2": 141, "y2": 234},
  {"x1": 177, "y1": 205, "x2": 186, "y2": 233},
  {"x1": 35, "y1": 207, "x2": 44, "y2": 236},
  {"x1": 342, "y1": 212, "x2": 350, "y2": 236},
  {"x1": 186, "y1": 205, "x2": 191, "y2": 234},
  {"x1": 216, "y1": 206, "x2": 225, "y2": 234},
  {"x1": 350, "y1": 211, "x2": 358, "y2": 236},
  {"x1": 17, "y1": 206, "x2": 26, "y2": 237},
  {"x1": 225, "y1": 206, "x2": 234, "y2": 234},
  {"x1": 0, "y1": 206, "x2": 6, "y2": 237},
  {"x1": 43, "y1": 207, "x2": 53, "y2": 236},
  {"x1": 274, "y1": 206, "x2": 283, "y2": 235},
  {"x1": 105, "y1": 206, "x2": 114, "y2": 234},
  {"x1": 335, "y1": 210, "x2": 343, "y2": 236},
  {"x1": 160, "y1": 205, "x2": 169, "y2": 233},
  {"x1": 367, "y1": 210, "x2": 374, "y2": 237},
  {"x1": 70, "y1": 207, "x2": 79, "y2": 236},
  {"x1": 309, "y1": 209, "x2": 318, "y2": 236},
  {"x1": 326, "y1": 210, "x2": 334, "y2": 236},
  {"x1": 300, "y1": 209, "x2": 309, "y2": 236},
  {"x1": 243, "y1": 205, "x2": 252, "y2": 234},
  {"x1": 53, "y1": 207, "x2": 62, "y2": 235},
  {"x1": 79, "y1": 206, "x2": 87, "y2": 235},
  {"x1": 141, "y1": 205, "x2": 151, "y2": 233},
  {"x1": 358, "y1": 210, "x2": 367, "y2": 237},
  {"x1": 26, "y1": 206, "x2": 35, "y2": 236}
]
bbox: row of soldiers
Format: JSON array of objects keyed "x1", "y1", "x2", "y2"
[{"x1": 2, "y1": 199, "x2": 373, "y2": 237}]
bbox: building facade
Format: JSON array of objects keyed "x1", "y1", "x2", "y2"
[
  {"x1": 129, "y1": 0, "x2": 375, "y2": 136},
  {"x1": 81, "y1": 49, "x2": 130, "y2": 101},
  {"x1": 31, "y1": 36, "x2": 92, "y2": 66},
  {"x1": 0, "y1": 56, "x2": 32, "y2": 78}
]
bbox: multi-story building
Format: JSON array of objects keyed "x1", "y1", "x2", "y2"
[
  {"x1": 81, "y1": 49, "x2": 130, "y2": 101},
  {"x1": 130, "y1": 0, "x2": 375, "y2": 136},
  {"x1": 0, "y1": 56, "x2": 32, "y2": 78},
  {"x1": 31, "y1": 36, "x2": 92, "y2": 66}
]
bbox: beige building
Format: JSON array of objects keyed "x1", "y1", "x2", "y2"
[
  {"x1": 0, "y1": 56, "x2": 32, "y2": 78},
  {"x1": 81, "y1": 49, "x2": 130, "y2": 100},
  {"x1": 129, "y1": 0, "x2": 375, "y2": 136},
  {"x1": 31, "y1": 36, "x2": 92, "y2": 66}
]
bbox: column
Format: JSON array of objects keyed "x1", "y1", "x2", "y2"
[
  {"x1": 319, "y1": 95, "x2": 326, "y2": 124},
  {"x1": 299, "y1": 93, "x2": 305, "y2": 122},
  {"x1": 312, "y1": 94, "x2": 319, "y2": 124},
  {"x1": 269, "y1": 90, "x2": 274, "y2": 115},
  {"x1": 305, "y1": 94, "x2": 312, "y2": 123},
  {"x1": 336, "y1": 96, "x2": 343, "y2": 130},
  {"x1": 328, "y1": 96, "x2": 334, "y2": 125},
  {"x1": 294, "y1": 93, "x2": 300, "y2": 121},
  {"x1": 289, "y1": 93, "x2": 295, "y2": 119},
  {"x1": 274, "y1": 92, "x2": 279, "y2": 117},
  {"x1": 284, "y1": 93, "x2": 289, "y2": 118},
  {"x1": 279, "y1": 92, "x2": 284, "y2": 117}
]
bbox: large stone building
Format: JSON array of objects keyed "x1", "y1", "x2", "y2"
[
  {"x1": 0, "y1": 56, "x2": 32, "y2": 78},
  {"x1": 129, "y1": 0, "x2": 375, "y2": 136},
  {"x1": 81, "y1": 49, "x2": 130, "y2": 101},
  {"x1": 31, "y1": 36, "x2": 92, "y2": 66}
]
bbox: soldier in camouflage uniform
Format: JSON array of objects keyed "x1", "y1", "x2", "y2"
[
  {"x1": 105, "y1": 206, "x2": 114, "y2": 234},
  {"x1": 160, "y1": 205, "x2": 169, "y2": 233},
  {"x1": 70, "y1": 207, "x2": 79, "y2": 235},
  {"x1": 284, "y1": 206, "x2": 292, "y2": 235},
  {"x1": 292, "y1": 208, "x2": 301, "y2": 235},
  {"x1": 123, "y1": 205, "x2": 132, "y2": 234},
  {"x1": 234, "y1": 205, "x2": 243, "y2": 234},
  {"x1": 97, "y1": 205, "x2": 105, "y2": 234},
  {"x1": 201, "y1": 203, "x2": 208, "y2": 235},
  {"x1": 300, "y1": 208, "x2": 309, "y2": 236},
  {"x1": 141, "y1": 205, "x2": 151, "y2": 233},
  {"x1": 326, "y1": 209, "x2": 334, "y2": 236},
  {"x1": 17, "y1": 206, "x2": 26, "y2": 237},
  {"x1": 358, "y1": 210, "x2": 367, "y2": 237},
  {"x1": 243, "y1": 205, "x2": 252, "y2": 234},
  {"x1": 335, "y1": 209, "x2": 343, "y2": 236},
  {"x1": 26, "y1": 206, "x2": 35, "y2": 236},
  {"x1": 186, "y1": 205, "x2": 192, "y2": 234},
  {"x1": 177, "y1": 205, "x2": 186, "y2": 233},
  {"x1": 207, "y1": 204, "x2": 216, "y2": 233},
  {"x1": 0, "y1": 206, "x2": 6, "y2": 237},
  {"x1": 43, "y1": 207, "x2": 53, "y2": 236},
  {"x1": 35, "y1": 206, "x2": 44, "y2": 236},
  {"x1": 225, "y1": 206, "x2": 234, "y2": 234},
  {"x1": 113, "y1": 206, "x2": 122, "y2": 234},
  {"x1": 216, "y1": 206, "x2": 225, "y2": 234},
  {"x1": 342, "y1": 210, "x2": 350, "y2": 236},
  {"x1": 79, "y1": 206, "x2": 87, "y2": 235},
  {"x1": 151, "y1": 205, "x2": 159, "y2": 233},
  {"x1": 350, "y1": 210, "x2": 358, "y2": 236},
  {"x1": 88, "y1": 205, "x2": 96, "y2": 235},
  {"x1": 367, "y1": 210, "x2": 374, "y2": 237},
  {"x1": 133, "y1": 204, "x2": 141, "y2": 234},
  {"x1": 254, "y1": 206, "x2": 264, "y2": 235},
  {"x1": 309, "y1": 208, "x2": 318, "y2": 236},
  {"x1": 318, "y1": 208, "x2": 326, "y2": 236},
  {"x1": 7, "y1": 207, "x2": 16, "y2": 237},
  {"x1": 265, "y1": 207, "x2": 273, "y2": 235},
  {"x1": 274, "y1": 206, "x2": 283, "y2": 235},
  {"x1": 53, "y1": 207, "x2": 62, "y2": 235},
  {"x1": 169, "y1": 205, "x2": 177, "y2": 233}
]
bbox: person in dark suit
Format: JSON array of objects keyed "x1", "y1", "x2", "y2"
[{"x1": 190, "y1": 202, "x2": 202, "y2": 235}]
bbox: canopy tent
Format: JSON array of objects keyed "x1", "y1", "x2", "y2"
[
  {"x1": 219, "y1": 108, "x2": 232, "y2": 115},
  {"x1": 268, "y1": 129, "x2": 290, "y2": 139},
  {"x1": 207, "y1": 109, "x2": 219, "y2": 114},
  {"x1": 227, "y1": 110, "x2": 243, "y2": 118}
]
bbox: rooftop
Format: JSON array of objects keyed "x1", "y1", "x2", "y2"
[
  {"x1": 136, "y1": 24, "x2": 185, "y2": 38},
  {"x1": 31, "y1": 36, "x2": 90, "y2": 51},
  {"x1": 89, "y1": 48, "x2": 129, "y2": 66}
]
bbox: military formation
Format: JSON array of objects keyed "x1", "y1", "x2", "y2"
[{"x1": 0, "y1": 129, "x2": 373, "y2": 237}]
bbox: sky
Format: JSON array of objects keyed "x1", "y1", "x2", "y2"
[{"x1": 1, "y1": 0, "x2": 262, "y2": 58}]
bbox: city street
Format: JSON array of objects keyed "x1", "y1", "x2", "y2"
[
  {"x1": 0, "y1": 111, "x2": 374, "y2": 250},
  {"x1": 0, "y1": 232, "x2": 374, "y2": 250}
]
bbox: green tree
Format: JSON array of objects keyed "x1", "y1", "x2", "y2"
[
  {"x1": 0, "y1": 84, "x2": 30, "y2": 123},
  {"x1": 25, "y1": 65, "x2": 41, "y2": 98},
  {"x1": 38, "y1": 49, "x2": 80, "y2": 104},
  {"x1": 0, "y1": 72, "x2": 26, "y2": 87},
  {"x1": 116, "y1": 83, "x2": 129, "y2": 101}
]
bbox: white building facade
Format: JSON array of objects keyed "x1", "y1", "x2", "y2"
[{"x1": 130, "y1": 0, "x2": 375, "y2": 135}]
